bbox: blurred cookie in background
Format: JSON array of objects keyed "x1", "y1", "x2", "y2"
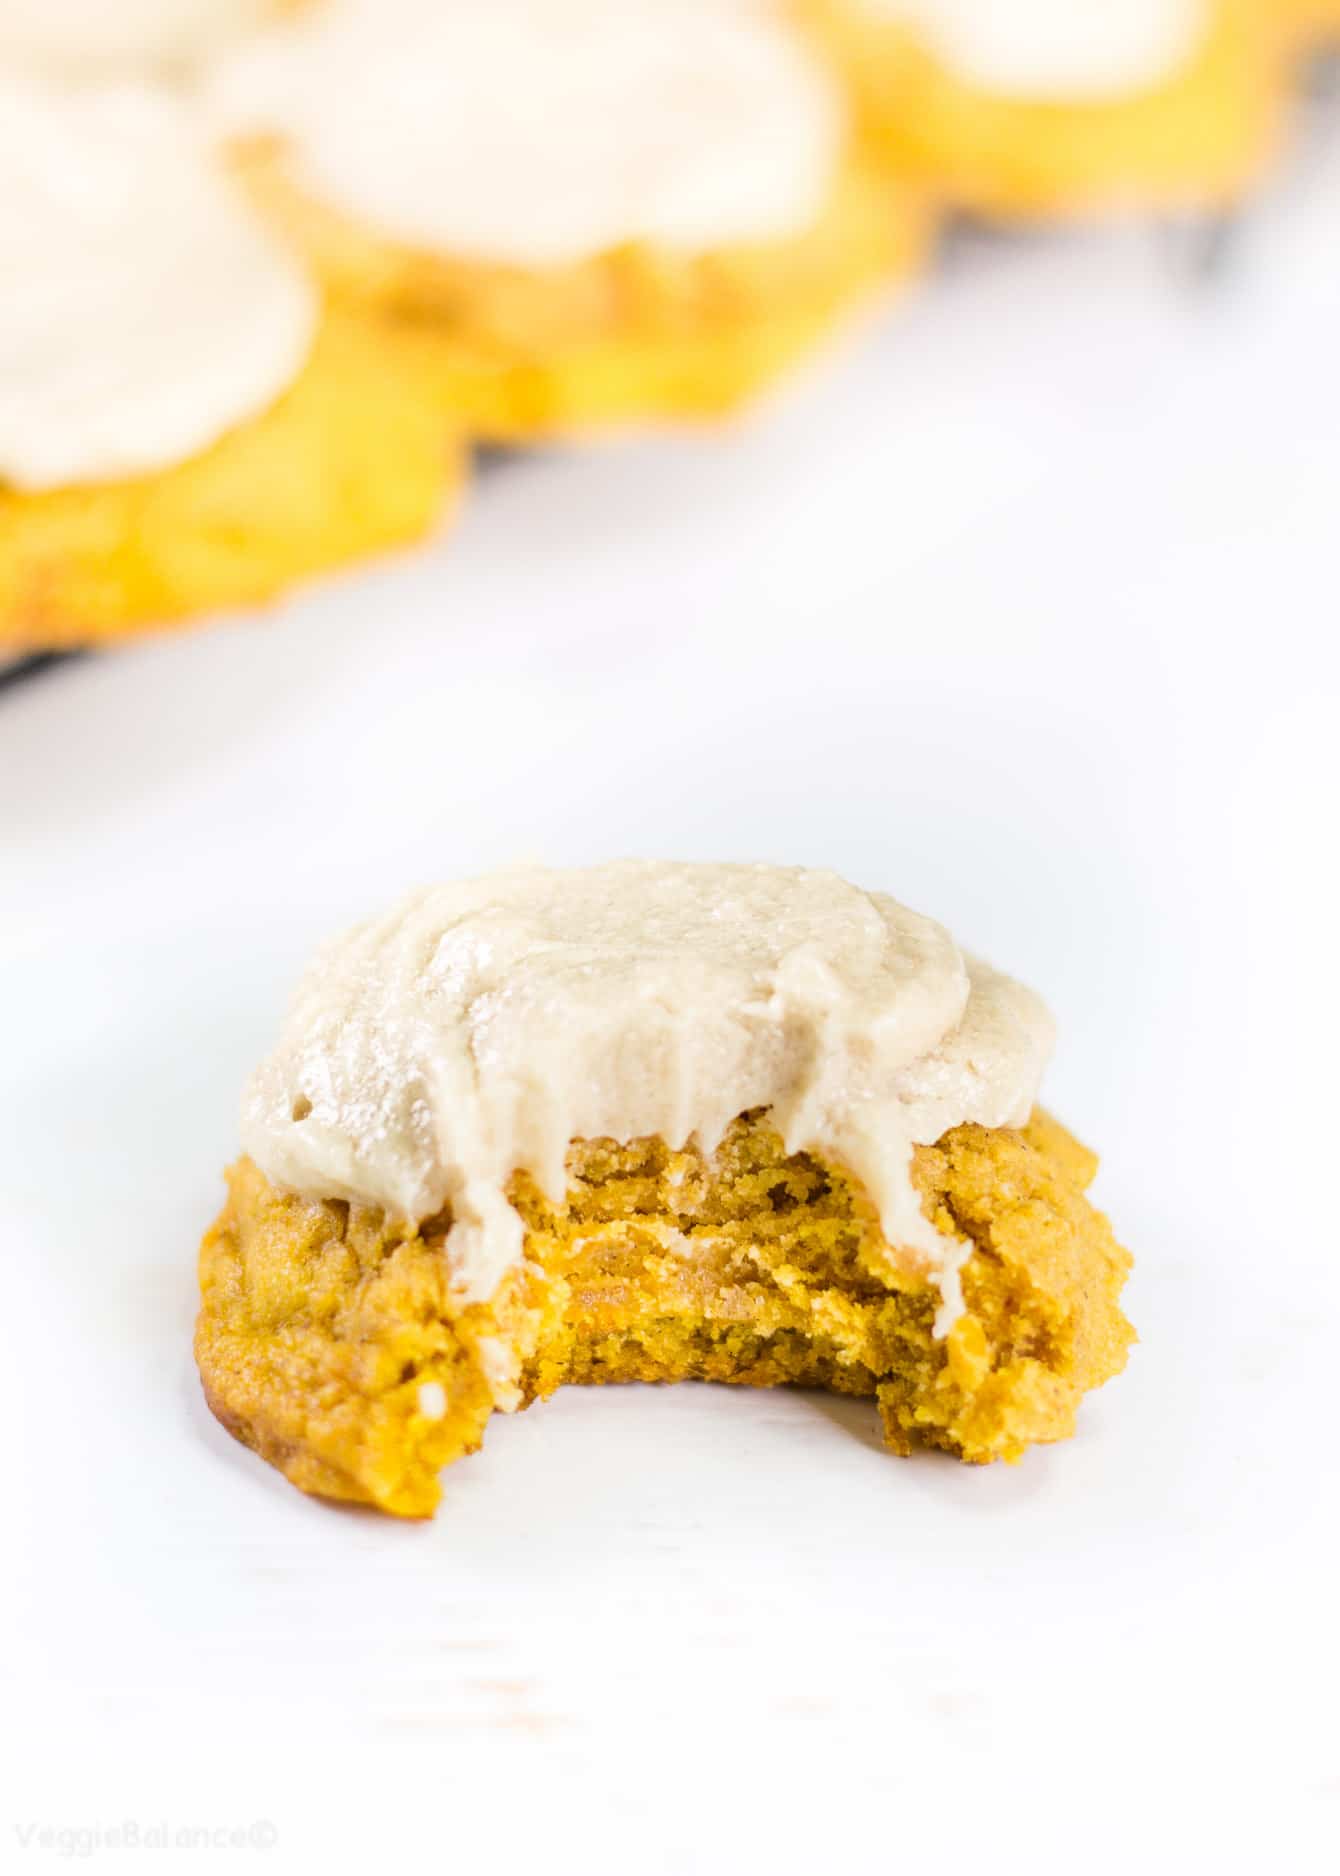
[
  {"x1": 0, "y1": 72, "x2": 462, "y2": 652},
  {"x1": 0, "y1": 0, "x2": 288, "y2": 76},
  {"x1": 1286, "y1": 0, "x2": 1340, "y2": 52},
  {"x1": 813, "y1": 0, "x2": 1288, "y2": 222},
  {"x1": 206, "y1": 0, "x2": 929, "y2": 440}
]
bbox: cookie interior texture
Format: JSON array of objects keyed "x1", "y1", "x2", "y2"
[{"x1": 196, "y1": 1107, "x2": 1133, "y2": 1517}]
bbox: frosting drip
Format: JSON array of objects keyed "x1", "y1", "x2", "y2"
[
  {"x1": 205, "y1": 0, "x2": 843, "y2": 265},
  {"x1": 242, "y1": 862, "x2": 1055, "y2": 1332},
  {"x1": 0, "y1": 72, "x2": 316, "y2": 491},
  {"x1": 863, "y1": 0, "x2": 1211, "y2": 100}
]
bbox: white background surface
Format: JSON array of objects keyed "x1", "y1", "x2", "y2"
[{"x1": 4, "y1": 112, "x2": 1340, "y2": 1876}]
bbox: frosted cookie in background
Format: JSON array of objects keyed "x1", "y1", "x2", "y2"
[
  {"x1": 0, "y1": 0, "x2": 286, "y2": 75},
  {"x1": 204, "y1": 0, "x2": 929, "y2": 440},
  {"x1": 812, "y1": 0, "x2": 1288, "y2": 221},
  {"x1": 0, "y1": 73, "x2": 462, "y2": 651}
]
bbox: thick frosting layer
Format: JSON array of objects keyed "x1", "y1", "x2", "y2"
[
  {"x1": 0, "y1": 73, "x2": 316, "y2": 492},
  {"x1": 863, "y1": 0, "x2": 1210, "y2": 100},
  {"x1": 206, "y1": 0, "x2": 843, "y2": 265},
  {"x1": 242, "y1": 862, "x2": 1055, "y2": 1332},
  {"x1": 0, "y1": 0, "x2": 272, "y2": 73}
]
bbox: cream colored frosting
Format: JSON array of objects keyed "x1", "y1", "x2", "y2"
[
  {"x1": 205, "y1": 0, "x2": 843, "y2": 266},
  {"x1": 242, "y1": 862, "x2": 1055, "y2": 1334},
  {"x1": 0, "y1": 0, "x2": 273, "y2": 73},
  {"x1": 0, "y1": 73, "x2": 316, "y2": 493},
  {"x1": 863, "y1": 0, "x2": 1211, "y2": 100}
]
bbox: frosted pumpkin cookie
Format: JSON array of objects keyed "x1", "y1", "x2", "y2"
[
  {"x1": 816, "y1": 0, "x2": 1284, "y2": 220},
  {"x1": 0, "y1": 0, "x2": 287, "y2": 76},
  {"x1": 204, "y1": 0, "x2": 927, "y2": 439},
  {"x1": 0, "y1": 73, "x2": 460, "y2": 653},
  {"x1": 196, "y1": 861, "x2": 1134, "y2": 1517}
]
